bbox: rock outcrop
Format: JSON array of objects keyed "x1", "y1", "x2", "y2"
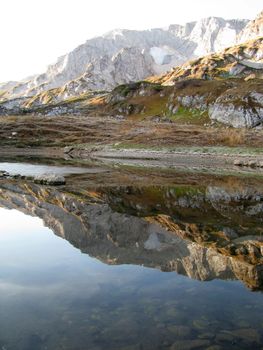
[
  {"x1": 105, "y1": 77, "x2": 263, "y2": 128},
  {"x1": 208, "y1": 81, "x2": 263, "y2": 128},
  {"x1": 34, "y1": 174, "x2": 66, "y2": 185}
]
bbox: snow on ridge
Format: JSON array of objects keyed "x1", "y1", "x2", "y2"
[{"x1": 150, "y1": 47, "x2": 173, "y2": 65}]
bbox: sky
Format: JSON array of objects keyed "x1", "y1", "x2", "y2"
[
  {"x1": 0, "y1": 0, "x2": 262, "y2": 82},
  {"x1": 0, "y1": 208, "x2": 45, "y2": 234}
]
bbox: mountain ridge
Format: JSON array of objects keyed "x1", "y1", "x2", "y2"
[{"x1": 0, "y1": 16, "x2": 249, "y2": 99}]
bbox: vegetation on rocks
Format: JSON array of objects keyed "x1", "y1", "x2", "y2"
[{"x1": 151, "y1": 37, "x2": 263, "y2": 84}]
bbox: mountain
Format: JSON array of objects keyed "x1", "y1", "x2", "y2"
[
  {"x1": 0, "y1": 37, "x2": 262, "y2": 128},
  {"x1": 238, "y1": 10, "x2": 263, "y2": 42},
  {"x1": 1, "y1": 12, "x2": 263, "y2": 129},
  {"x1": 153, "y1": 37, "x2": 263, "y2": 84},
  {"x1": 1, "y1": 16, "x2": 248, "y2": 99}
]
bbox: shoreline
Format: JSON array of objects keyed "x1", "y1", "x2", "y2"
[{"x1": 1, "y1": 145, "x2": 263, "y2": 175}]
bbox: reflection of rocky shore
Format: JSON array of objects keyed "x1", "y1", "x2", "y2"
[{"x1": 0, "y1": 180, "x2": 262, "y2": 290}]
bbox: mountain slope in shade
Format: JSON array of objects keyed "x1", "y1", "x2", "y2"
[{"x1": 1, "y1": 16, "x2": 248, "y2": 99}]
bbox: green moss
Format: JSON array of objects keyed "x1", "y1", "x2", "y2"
[
  {"x1": 113, "y1": 82, "x2": 164, "y2": 98},
  {"x1": 167, "y1": 107, "x2": 210, "y2": 125},
  {"x1": 170, "y1": 185, "x2": 205, "y2": 197},
  {"x1": 141, "y1": 98, "x2": 168, "y2": 118},
  {"x1": 61, "y1": 92, "x2": 93, "y2": 104},
  {"x1": 113, "y1": 83, "x2": 141, "y2": 97}
]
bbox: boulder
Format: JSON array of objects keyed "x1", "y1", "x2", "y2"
[
  {"x1": 209, "y1": 91, "x2": 263, "y2": 128},
  {"x1": 209, "y1": 103, "x2": 263, "y2": 128},
  {"x1": 233, "y1": 159, "x2": 244, "y2": 166},
  {"x1": 34, "y1": 174, "x2": 66, "y2": 186},
  {"x1": 0, "y1": 170, "x2": 9, "y2": 178}
]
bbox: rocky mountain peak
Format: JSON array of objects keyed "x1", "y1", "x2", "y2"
[
  {"x1": 0, "y1": 15, "x2": 248, "y2": 100},
  {"x1": 238, "y1": 10, "x2": 263, "y2": 43}
]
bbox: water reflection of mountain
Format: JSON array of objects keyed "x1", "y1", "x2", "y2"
[{"x1": 0, "y1": 180, "x2": 262, "y2": 290}]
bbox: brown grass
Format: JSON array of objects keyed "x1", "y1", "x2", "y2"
[
  {"x1": 0, "y1": 115, "x2": 262, "y2": 149},
  {"x1": 216, "y1": 128, "x2": 246, "y2": 146}
]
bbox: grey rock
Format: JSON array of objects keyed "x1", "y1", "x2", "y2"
[
  {"x1": 64, "y1": 146, "x2": 74, "y2": 154},
  {"x1": 234, "y1": 159, "x2": 244, "y2": 166},
  {"x1": 209, "y1": 103, "x2": 263, "y2": 128},
  {"x1": 0, "y1": 171, "x2": 9, "y2": 178},
  {"x1": 2, "y1": 17, "x2": 248, "y2": 99},
  {"x1": 33, "y1": 174, "x2": 66, "y2": 186}
]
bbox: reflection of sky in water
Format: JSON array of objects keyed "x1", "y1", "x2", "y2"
[
  {"x1": 0, "y1": 208, "x2": 263, "y2": 350},
  {"x1": 0, "y1": 162, "x2": 93, "y2": 176}
]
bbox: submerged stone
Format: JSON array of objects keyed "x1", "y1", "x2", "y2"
[
  {"x1": 192, "y1": 319, "x2": 210, "y2": 329},
  {"x1": 167, "y1": 325, "x2": 191, "y2": 338},
  {"x1": 230, "y1": 328, "x2": 261, "y2": 343},
  {"x1": 170, "y1": 339, "x2": 210, "y2": 350}
]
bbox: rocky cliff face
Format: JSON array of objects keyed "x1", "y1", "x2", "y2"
[
  {"x1": 238, "y1": 11, "x2": 263, "y2": 42},
  {"x1": 0, "y1": 179, "x2": 262, "y2": 290},
  {"x1": 1, "y1": 17, "x2": 247, "y2": 99}
]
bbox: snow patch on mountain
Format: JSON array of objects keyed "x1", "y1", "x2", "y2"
[
  {"x1": 0, "y1": 15, "x2": 253, "y2": 100},
  {"x1": 150, "y1": 47, "x2": 173, "y2": 65}
]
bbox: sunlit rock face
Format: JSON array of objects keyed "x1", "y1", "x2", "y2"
[
  {"x1": 0, "y1": 179, "x2": 262, "y2": 290},
  {"x1": 1, "y1": 17, "x2": 247, "y2": 99},
  {"x1": 238, "y1": 11, "x2": 263, "y2": 43}
]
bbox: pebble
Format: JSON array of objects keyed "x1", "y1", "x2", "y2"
[
  {"x1": 215, "y1": 332, "x2": 235, "y2": 342},
  {"x1": 193, "y1": 319, "x2": 210, "y2": 329},
  {"x1": 167, "y1": 325, "x2": 191, "y2": 338},
  {"x1": 233, "y1": 159, "x2": 243, "y2": 166},
  {"x1": 230, "y1": 328, "x2": 261, "y2": 344},
  {"x1": 233, "y1": 159, "x2": 263, "y2": 168},
  {"x1": 170, "y1": 339, "x2": 210, "y2": 350}
]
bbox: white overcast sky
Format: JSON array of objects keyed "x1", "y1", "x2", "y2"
[{"x1": 0, "y1": 0, "x2": 262, "y2": 82}]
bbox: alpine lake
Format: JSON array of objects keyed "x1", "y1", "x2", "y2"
[{"x1": 0, "y1": 155, "x2": 263, "y2": 350}]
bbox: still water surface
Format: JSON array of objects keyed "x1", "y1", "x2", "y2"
[
  {"x1": 0, "y1": 206, "x2": 263, "y2": 350},
  {"x1": 0, "y1": 161, "x2": 104, "y2": 176},
  {"x1": 1, "y1": 158, "x2": 263, "y2": 350}
]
